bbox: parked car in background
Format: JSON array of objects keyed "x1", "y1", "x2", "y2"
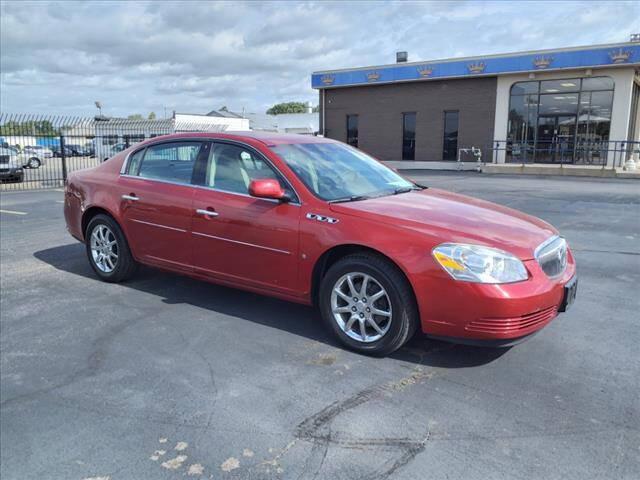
[
  {"x1": 65, "y1": 144, "x2": 87, "y2": 157},
  {"x1": 85, "y1": 144, "x2": 95, "y2": 157},
  {"x1": 64, "y1": 132, "x2": 577, "y2": 356},
  {"x1": 52, "y1": 145, "x2": 76, "y2": 157},
  {"x1": 2, "y1": 146, "x2": 45, "y2": 169},
  {"x1": 98, "y1": 142, "x2": 128, "y2": 161},
  {"x1": 24, "y1": 145, "x2": 54, "y2": 158},
  {"x1": 0, "y1": 147, "x2": 24, "y2": 182}
]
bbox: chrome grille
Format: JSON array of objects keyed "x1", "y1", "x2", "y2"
[
  {"x1": 0, "y1": 155, "x2": 9, "y2": 165},
  {"x1": 535, "y1": 236, "x2": 567, "y2": 278}
]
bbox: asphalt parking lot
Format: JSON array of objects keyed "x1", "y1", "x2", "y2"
[{"x1": 1, "y1": 172, "x2": 639, "y2": 480}]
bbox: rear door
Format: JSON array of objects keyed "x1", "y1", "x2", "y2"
[
  {"x1": 190, "y1": 141, "x2": 301, "y2": 295},
  {"x1": 118, "y1": 140, "x2": 206, "y2": 272}
]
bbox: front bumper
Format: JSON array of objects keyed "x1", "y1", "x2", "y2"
[
  {"x1": 0, "y1": 167, "x2": 24, "y2": 181},
  {"x1": 416, "y1": 251, "x2": 577, "y2": 342}
]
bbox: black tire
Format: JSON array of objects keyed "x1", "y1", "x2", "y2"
[
  {"x1": 85, "y1": 213, "x2": 137, "y2": 282},
  {"x1": 319, "y1": 253, "x2": 419, "y2": 356},
  {"x1": 28, "y1": 158, "x2": 41, "y2": 169}
]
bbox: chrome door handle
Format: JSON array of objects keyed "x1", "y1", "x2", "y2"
[
  {"x1": 196, "y1": 208, "x2": 219, "y2": 217},
  {"x1": 122, "y1": 194, "x2": 139, "y2": 201}
]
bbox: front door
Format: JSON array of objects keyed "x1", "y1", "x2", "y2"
[
  {"x1": 536, "y1": 115, "x2": 576, "y2": 163},
  {"x1": 118, "y1": 141, "x2": 203, "y2": 272},
  {"x1": 190, "y1": 141, "x2": 301, "y2": 295}
]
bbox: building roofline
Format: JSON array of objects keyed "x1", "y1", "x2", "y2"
[{"x1": 312, "y1": 41, "x2": 639, "y2": 75}]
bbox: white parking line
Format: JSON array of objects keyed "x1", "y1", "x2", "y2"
[{"x1": 0, "y1": 209, "x2": 27, "y2": 216}]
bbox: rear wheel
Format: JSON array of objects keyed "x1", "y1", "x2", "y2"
[
  {"x1": 85, "y1": 214, "x2": 137, "y2": 282},
  {"x1": 319, "y1": 253, "x2": 418, "y2": 356}
]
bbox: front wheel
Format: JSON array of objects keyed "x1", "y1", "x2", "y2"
[
  {"x1": 85, "y1": 214, "x2": 137, "y2": 282},
  {"x1": 28, "y1": 157, "x2": 41, "y2": 169},
  {"x1": 319, "y1": 253, "x2": 419, "y2": 356}
]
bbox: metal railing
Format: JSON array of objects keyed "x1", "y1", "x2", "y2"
[
  {"x1": 0, "y1": 113, "x2": 227, "y2": 191},
  {"x1": 489, "y1": 139, "x2": 640, "y2": 169}
]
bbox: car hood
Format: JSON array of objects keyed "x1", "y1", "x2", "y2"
[{"x1": 329, "y1": 188, "x2": 556, "y2": 260}]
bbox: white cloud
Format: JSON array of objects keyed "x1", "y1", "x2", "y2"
[{"x1": 0, "y1": 0, "x2": 637, "y2": 117}]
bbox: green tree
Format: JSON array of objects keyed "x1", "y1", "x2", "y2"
[
  {"x1": 127, "y1": 114, "x2": 143, "y2": 120},
  {"x1": 148, "y1": 112, "x2": 157, "y2": 120},
  {"x1": 0, "y1": 120, "x2": 60, "y2": 136},
  {"x1": 266, "y1": 102, "x2": 308, "y2": 115}
]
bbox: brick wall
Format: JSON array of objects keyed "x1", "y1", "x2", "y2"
[{"x1": 319, "y1": 77, "x2": 497, "y2": 161}]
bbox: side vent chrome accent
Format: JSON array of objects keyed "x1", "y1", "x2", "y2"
[{"x1": 306, "y1": 213, "x2": 339, "y2": 224}]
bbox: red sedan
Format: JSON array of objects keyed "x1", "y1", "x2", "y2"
[{"x1": 64, "y1": 132, "x2": 577, "y2": 355}]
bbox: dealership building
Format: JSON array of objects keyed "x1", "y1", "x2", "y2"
[{"x1": 312, "y1": 41, "x2": 640, "y2": 170}]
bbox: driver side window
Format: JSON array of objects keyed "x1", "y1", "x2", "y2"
[{"x1": 205, "y1": 143, "x2": 296, "y2": 200}]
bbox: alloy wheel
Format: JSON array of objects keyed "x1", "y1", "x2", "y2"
[
  {"x1": 90, "y1": 224, "x2": 119, "y2": 273},
  {"x1": 330, "y1": 272, "x2": 392, "y2": 343}
]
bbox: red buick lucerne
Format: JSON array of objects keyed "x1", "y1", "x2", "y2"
[{"x1": 64, "y1": 132, "x2": 577, "y2": 356}]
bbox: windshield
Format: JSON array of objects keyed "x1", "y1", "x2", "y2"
[{"x1": 272, "y1": 142, "x2": 416, "y2": 202}]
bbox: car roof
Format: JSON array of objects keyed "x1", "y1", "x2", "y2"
[{"x1": 142, "y1": 131, "x2": 337, "y2": 147}]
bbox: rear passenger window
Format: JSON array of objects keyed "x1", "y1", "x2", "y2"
[{"x1": 134, "y1": 142, "x2": 201, "y2": 184}]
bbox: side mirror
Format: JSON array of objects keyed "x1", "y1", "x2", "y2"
[{"x1": 248, "y1": 179, "x2": 288, "y2": 201}]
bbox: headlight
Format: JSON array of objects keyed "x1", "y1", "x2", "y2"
[
  {"x1": 432, "y1": 243, "x2": 528, "y2": 283},
  {"x1": 8, "y1": 157, "x2": 20, "y2": 168}
]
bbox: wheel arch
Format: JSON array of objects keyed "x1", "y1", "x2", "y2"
[
  {"x1": 310, "y1": 244, "x2": 419, "y2": 313},
  {"x1": 81, "y1": 205, "x2": 121, "y2": 241}
]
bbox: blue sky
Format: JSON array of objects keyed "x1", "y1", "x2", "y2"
[{"x1": 1, "y1": 0, "x2": 638, "y2": 117}]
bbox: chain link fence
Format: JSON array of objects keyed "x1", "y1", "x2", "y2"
[{"x1": 0, "y1": 113, "x2": 227, "y2": 191}]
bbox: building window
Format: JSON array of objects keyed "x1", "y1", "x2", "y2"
[
  {"x1": 507, "y1": 76, "x2": 614, "y2": 165},
  {"x1": 402, "y1": 112, "x2": 416, "y2": 160},
  {"x1": 442, "y1": 111, "x2": 459, "y2": 161},
  {"x1": 346, "y1": 115, "x2": 358, "y2": 147}
]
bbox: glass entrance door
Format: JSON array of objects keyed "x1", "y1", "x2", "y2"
[{"x1": 536, "y1": 115, "x2": 576, "y2": 163}]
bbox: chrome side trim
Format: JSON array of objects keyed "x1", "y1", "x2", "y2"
[
  {"x1": 119, "y1": 174, "x2": 301, "y2": 207},
  {"x1": 192, "y1": 231, "x2": 291, "y2": 255},
  {"x1": 306, "y1": 212, "x2": 339, "y2": 224},
  {"x1": 130, "y1": 218, "x2": 187, "y2": 233},
  {"x1": 120, "y1": 174, "x2": 193, "y2": 188},
  {"x1": 193, "y1": 184, "x2": 301, "y2": 206}
]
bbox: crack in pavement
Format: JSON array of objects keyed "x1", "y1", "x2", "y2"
[{"x1": 294, "y1": 366, "x2": 440, "y2": 480}]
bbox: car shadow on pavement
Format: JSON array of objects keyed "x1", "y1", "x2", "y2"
[{"x1": 34, "y1": 243, "x2": 509, "y2": 369}]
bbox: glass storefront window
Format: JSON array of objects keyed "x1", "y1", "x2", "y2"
[
  {"x1": 511, "y1": 81, "x2": 539, "y2": 95},
  {"x1": 581, "y1": 77, "x2": 614, "y2": 91},
  {"x1": 540, "y1": 79, "x2": 580, "y2": 93},
  {"x1": 538, "y1": 93, "x2": 579, "y2": 115},
  {"x1": 507, "y1": 76, "x2": 614, "y2": 164}
]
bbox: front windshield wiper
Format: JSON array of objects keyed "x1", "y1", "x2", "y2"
[
  {"x1": 393, "y1": 186, "x2": 416, "y2": 195},
  {"x1": 328, "y1": 194, "x2": 371, "y2": 204}
]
